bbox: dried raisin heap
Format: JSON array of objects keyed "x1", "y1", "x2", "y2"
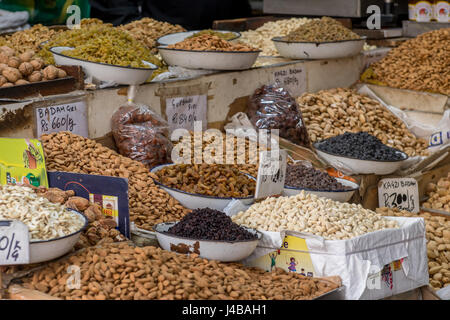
[{"x1": 285, "y1": 164, "x2": 353, "y2": 191}]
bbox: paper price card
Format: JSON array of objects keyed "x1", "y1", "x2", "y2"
[
  {"x1": 378, "y1": 178, "x2": 419, "y2": 213},
  {"x1": 272, "y1": 66, "x2": 307, "y2": 97},
  {"x1": 0, "y1": 220, "x2": 30, "y2": 265},
  {"x1": 255, "y1": 150, "x2": 287, "y2": 200},
  {"x1": 35, "y1": 100, "x2": 88, "y2": 137},
  {"x1": 166, "y1": 95, "x2": 207, "y2": 131}
]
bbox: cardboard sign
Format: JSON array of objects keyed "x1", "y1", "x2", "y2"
[
  {"x1": 0, "y1": 138, "x2": 48, "y2": 187},
  {"x1": 0, "y1": 220, "x2": 30, "y2": 265},
  {"x1": 48, "y1": 171, "x2": 130, "y2": 238},
  {"x1": 35, "y1": 100, "x2": 88, "y2": 137},
  {"x1": 255, "y1": 150, "x2": 287, "y2": 200},
  {"x1": 165, "y1": 95, "x2": 207, "y2": 131},
  {"x1": 378, "y1": 178, "x2": 420, "y2": 213},
  {"x1": 273, "y1": 66, "x2": 307, "y2": 97}
]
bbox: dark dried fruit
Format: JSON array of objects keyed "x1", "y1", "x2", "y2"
[
  {"x1": 285, "y1": 164, "x2": 353, "y2": 191},
  {"x1": 167, "y1": 208, "x2": 257, "y2": 241}
]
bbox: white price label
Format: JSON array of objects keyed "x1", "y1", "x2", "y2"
[
  {"x1": 273, "y1": 66, "x2": 306, "y2": 97},
  {"x1": 35, "y1": 101, "x2": 88, "y2": 137},
  {"x1": 0, "y1": 220, "x2": 30, "y2": 265},
  {"x1": 255, "y1": 150, "x2": 287, "y2": 200},
  {"x1": 378, "y1": 178, "x2": 419, "y2": 213},
  {"x1": 166, "y1": 95, "x2": 207, "y2": 131}
]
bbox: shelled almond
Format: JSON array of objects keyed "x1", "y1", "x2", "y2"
[{"x1": 423, "y1": 173, "x2": 450, "y2": 212}]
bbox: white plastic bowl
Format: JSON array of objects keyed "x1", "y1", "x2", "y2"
[
  {"x1": 50, "y1": 46, "x2": 157, "y2": 85},
  {"x1": 154, "y1": 222, "x2": 261, "y2": 262},
  {"x1": 157, "y1": 46, "x2": 260, "y2": 71},
  {"x1": 314, "y1": 143, "x2": 408, "y2": 175},
  {"x1": 29, "y1": 209, "x2": 88, "y2": 264},
  {"x1": 272, "y1": 37, "x2": 365, "y2": 60},
  {"x1": 157, "y1": 30, "x2": 241, "y2": 46},
  {"x1": 283, "y1": 177, "x2": 359, "y2": 202},
  {"x1": 150, "y1": 164, "x2": 254, "y2": 211}
]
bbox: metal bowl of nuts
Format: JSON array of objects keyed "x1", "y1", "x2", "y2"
[
  {"x1": 271, "y1": 36, "x2": 365, "y2": 60},
  {"x1": 29, "y1": 209, "x2": 89, "y2": 264},
  {"x1": 154, "y1": 222, "x2": 261, "y2": 262},
  {"x1": 150, "y1": 164, "x2": 255, "y2": 211}
]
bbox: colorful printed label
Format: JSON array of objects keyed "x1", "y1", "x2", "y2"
[{"x1": 89, "y1": 194, "x2": 119, "y2": 224}]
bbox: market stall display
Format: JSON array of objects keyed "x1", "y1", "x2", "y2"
[
  {"x1": 361, "y1": 28, "x2": 450, "y2": 95},
  {"x1": 0, "y1": 185, "x2": 88, "y2": 263},
  {"x1": 314, "y1": 132, "x2": 408, "y2": 175},
  {"x1": 239, "y1": 18, "x2": 313, "y2": 56},
  {"x1": 377, "y1": 207, "x2": 450, "y2": 290},
  {"x1": 283, "y1": 164, "x2": 359, "y2": 202},
  {"x1": 41, "y1": 132, "x2": 189, "y2": 231},
  {"x1": 0, "y1": 46, "x2": 67, "y2": 87},
  {"x1": 119, "y1": 18, "x2": 186, "y2": 54},
  {"x1": 272, "y1": 17, "x2": 364, "y2": 59},
  {"x1": 296, "y1": 88, "x2": 429, "y2": 157},
  {"x1": 232, "y1": 191, "x2": 399, "y2": 240},
  {"x1": 247, "y1": 84, "x2": 311, "y2": 148},
  {"x1": 158, "y1": 34, "x2": 260, "y2": 70},
  {"x1": 20, "y1": 242, "x2": 340, "y2": 300},
  {"x1": 423, "y1": 173, "x2": 450, "y2": 212}
]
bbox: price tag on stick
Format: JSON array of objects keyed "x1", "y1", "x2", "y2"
[
  {"x1": 378, "y1": 178, "x2": 420, "y2": 213},
  {"x1": 255, "y1": 150, "x2": 287, "y2": 200},
  {"x1": 0, "y1": 220, "x2": 30, "y2": 265}
]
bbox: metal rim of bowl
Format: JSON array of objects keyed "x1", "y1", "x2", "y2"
[
  {"x1": 271, "y1": 36, "x2": 367, "y2": 45},
  {"x1": 313, "y1": 141, "x2": 409, "y2": 163},
  {"x1": 157, "y1": 46, "x2": 261, "y2": 54},
  {"x1": 156, "y1": 30, "x2": 242, "y2": 45},
  {"x1": 50, "y1": 46, "x2": 158, "y2": 71},
  {"x1": 153, "y1": 222, "x2": 262, "y2": 244},
  {"x1": 30, "y1": 208, "x2": 88, "y2": 244},
  {"x1": 150, "y1": 164, "x2": 255, "y2": 201}
]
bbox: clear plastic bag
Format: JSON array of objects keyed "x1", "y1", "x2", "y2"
[
  {"x1": 247, "y1": 84, "x2": 311, "y2": 148},
  {"x1": 111, "y1": 103, "x2": 172, "y2": 168}
]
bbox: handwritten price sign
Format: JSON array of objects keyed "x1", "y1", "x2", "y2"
[
  {"x1": 255, "y1": 150, "x2": 287, "y2": 200},
  {"x1": 273, "y1": 66, "x2": 306, "y2": 97},
  {"x1": 0, "y1": 220, "x2": 29, "y2": 265},
  {"x1": 378, "y1": 178, "x2": 419, "y2": 213},
  {"x1": 166, "y1": 95, "x2": 207, "y2": 131},
  {"x1": 35, "y1": 101, "x2": 88, "y2": 137}
]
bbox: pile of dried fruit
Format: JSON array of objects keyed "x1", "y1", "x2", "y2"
[
  {"x1": 33, "y1": 187, "x2": 126, "y2": 249},
  {"x1": 423, "y1": 173, "x2": 450, "y2": 212},
  {"x1": 240, "y1": 18, "x2": 313, "y2": 55},
  {"x1": 232, "y1": 191, "x2": 399, "y2": 240},
  {"x1": 167, "y1": 34, "x2": 256, "y2": 52},
  {"x1": 0, "y1": 46, "x2": 67, "y2": 87},
  {"x1": 188, "y1": 30, "x2": 236, "y2": 40},
  {"x1": 297, "y1": 88, "x2": 429, "y2": 157},
  {"x1": 284, "y1": 17, "x2": 360, "y2": 42},
  {"x1": 0, "y1": 185, "x2": 85, "y2": 241},
  {"x1": 166, "y1": 208, "x2": 257, "y2": 241},
  {"x1": 172, "y1": 131, "x2": 266, "y2": 177},
  {"x1": 285, "y1": 164, "x2": 353, "y2": 191},
  {"x1": 41, "y1": 132, "x2": 189, "y2": 231},
  {"x1": 21, "y1": 242, "x2": 339, "y2": 300},
  {"x1": 377, "y1": 207, "x2": 450, "y2": 290},
  {"x1": 363, "y1": 28, "x2": 450, "y2": 95},
  {"x1": 119, "y1": 17, "x2": 186, "y2": 54},
  {"x1": 154, "y1": 164, "x2": 255, "y2": 198}
]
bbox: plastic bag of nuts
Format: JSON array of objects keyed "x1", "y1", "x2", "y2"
[
  {"x1": 111, "y1": 103, "x2": 172, "y2": 168},
  {"x1": 247, "y1": 84, "x2": 311, "y2": 148}
]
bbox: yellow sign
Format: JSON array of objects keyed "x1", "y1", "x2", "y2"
[
  {"x1": 0, "y1": 138, "x2": 48, "y2": 187},
  {"x1": 247, "y1": 235, "x2": 316, "y2": 276}
]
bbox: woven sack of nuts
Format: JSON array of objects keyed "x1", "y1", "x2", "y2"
[{"x1": 111, "y1": 103, "x2": 172, "y2": 168}]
